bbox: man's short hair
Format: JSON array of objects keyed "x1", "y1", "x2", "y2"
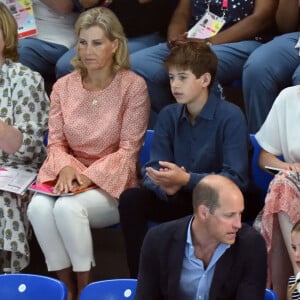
[
  {"x1": 164, "y1": 41, "x2": 218, "y2": 88},
  {"x1": 192, "y1": 180, "x2": 220, "y2": 213}
]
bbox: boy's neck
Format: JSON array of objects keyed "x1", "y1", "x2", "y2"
[{"x1": 187, "y1": 89, "x2": 209, "y2": 124}]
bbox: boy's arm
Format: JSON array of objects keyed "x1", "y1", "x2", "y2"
[{"x1": 209, "y1": 0, "x2": 278, "y2": 44}]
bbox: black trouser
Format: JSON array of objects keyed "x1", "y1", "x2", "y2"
[{"x1": 118, "y1": 187, "x2": 193, "y2": 278}]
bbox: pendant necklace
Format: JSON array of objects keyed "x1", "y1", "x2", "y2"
[{"x1": 92, "y1": 99, "x2": 98, "y2": 106}]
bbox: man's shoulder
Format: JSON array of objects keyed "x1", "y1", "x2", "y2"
[
  {"x1": 147, "y1": 215, "x2": 191, "y2": 240},
  {"x1": 235, "y1": 223, "x2": 266, "y2": 248}
]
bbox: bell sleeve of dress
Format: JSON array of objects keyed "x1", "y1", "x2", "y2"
[
  {"x1": 10, "y1": 67, "x2": 49, "y2": 165},
  {"x1": 82, "y1": 76, "x2": 150, "y2": 198}
]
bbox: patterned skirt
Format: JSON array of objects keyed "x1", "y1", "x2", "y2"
[{"x1": 262, "y1": 171, "x2": 300, "y2": 253}]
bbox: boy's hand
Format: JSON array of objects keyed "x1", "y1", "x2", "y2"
[{"x1": 146, "y1": 161, "x2": 190, "y2": 195}]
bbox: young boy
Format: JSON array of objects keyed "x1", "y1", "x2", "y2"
[{"x1": 118, "y1": 41, "x2": 250, "y2": 278}]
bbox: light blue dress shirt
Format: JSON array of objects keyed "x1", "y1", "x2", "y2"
[{"x1": 179, "y1": 217, "x2": 230, "y2": 300}]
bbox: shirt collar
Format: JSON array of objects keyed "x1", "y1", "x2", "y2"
[
  {"x1": 179, "y1": 94, "x2": 220, "y2": 124},
  {"x1": 186, "y1": 216, "x2": 230, "y2": 269}
]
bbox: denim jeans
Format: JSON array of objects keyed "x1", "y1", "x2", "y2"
[
  {"x1": 243, "y1": 32, "x2": 300, "y2": 133},
  {"x1": 18, "y1": 38, "x2": 68, "y2": 80}
]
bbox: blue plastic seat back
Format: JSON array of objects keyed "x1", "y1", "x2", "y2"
[
  {"x1": 79, "y1": 278, "x2": 137, "y2": 300},
  {"x1": 0, "y1": 273, "x2": 67, "y2": 300},
  {"x1": 249, "y1": 134, "x2": 274, "y2": 195},
  {"x1": 138, "y1": 129, "x2": 154, "y2": 167},
  {"x1": 265, "y1": 288, "x2": 279, "y2": 300}
]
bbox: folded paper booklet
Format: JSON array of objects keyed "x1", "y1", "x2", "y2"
[
  {"x1": 0, "y1": 166, "x2": 37, "y2": 195},
  {"x1": 28, "y1": 182, "x2": 97, "y2": 196}
]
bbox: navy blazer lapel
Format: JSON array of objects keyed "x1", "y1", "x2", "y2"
[{"x1": 167, "y1": 216, "x2": 191, "y2": 299}]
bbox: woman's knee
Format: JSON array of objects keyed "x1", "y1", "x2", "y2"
[
  {"x1": 27, "y1": 194, "x2": 54, "y2": 221},
  {"x1": 53, "y1": 197, "x2": 87, "y2": 221}
]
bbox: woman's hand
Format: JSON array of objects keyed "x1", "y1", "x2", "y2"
[
  {"x1": 285, "y1": 163, "x2": 300, "y2": 173},
  {"x1": 53, "y1": 166, "x2": 82, "y2": 194},
  {"x1": 74, "y1": 174, "x2": 94, "y2": 191}
]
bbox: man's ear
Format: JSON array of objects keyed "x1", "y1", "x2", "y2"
[
  {"x1": 197, "y1": 204, "x2": 210, "y2": 220},
  {"x1": 201, "y1": 72, "x2": 211, "y2": 87}
]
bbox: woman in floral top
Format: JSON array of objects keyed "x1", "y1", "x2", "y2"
[
  {"x1": 27, "y1": 7, "x2": 150, "y2": 300},
  {"x1": 0, "y1": 3, "x2": 49, "y2": 273}
]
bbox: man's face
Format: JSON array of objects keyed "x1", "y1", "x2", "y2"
[{"x1": 206, "y1": 192, "x2": 244, "y2": 245}]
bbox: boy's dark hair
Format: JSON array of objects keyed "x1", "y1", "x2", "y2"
[{"x1": 164, "y1": 41, "x2": 218, "y2": 89}]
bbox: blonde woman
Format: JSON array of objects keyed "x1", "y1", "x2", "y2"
[{"x1": 27, "y1": 7, "x2": 150, "y2": 300}]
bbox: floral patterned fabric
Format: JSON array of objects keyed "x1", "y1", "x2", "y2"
[
  {"x1": 0, "y1": 59, "x2": 49, "y2": 273},
  {"x1": 262, "y1": 171, "x2": 300, "y2": 253}
]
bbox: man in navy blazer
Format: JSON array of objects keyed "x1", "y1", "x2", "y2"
[{"x1": 135, "y1": 175, "x2": 267, "y2": 300}]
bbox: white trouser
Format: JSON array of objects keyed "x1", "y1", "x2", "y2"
[{"x1": 27, "y1": 189, "x2": 119, "y2": 272}]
